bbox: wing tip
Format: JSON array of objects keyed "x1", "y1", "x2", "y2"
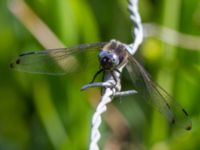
[
  {"x1": 171, "y1": 116, "x2": 192, "y2": 131},
  {"x1": 171, "y1": 119, "x2": 192, "y2": 131},
  {"x1": 10, "y1": 58, "x2": 21, "y2": 69},
  {"x1": 182, "y1": 109, "x2": 192, "y2": 131}
]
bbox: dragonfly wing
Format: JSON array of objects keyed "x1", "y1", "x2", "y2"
[
  {"x1": 10, "y1": 42, "x2": 107, "y2": 75},
  {"x1": 126, "y1": 54, "x2": 192, "y2": 130}
]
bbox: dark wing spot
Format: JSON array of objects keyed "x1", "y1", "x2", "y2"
[
  {"x1": 186, "y1": 125, "x2": 192, "y2": 131},
  {"x1": 182, "y1": 109, "x2": 192, "y2": 130},
  {"x1": 171, "y1": 118, "x2": 176, "y2": 124},
  {"x1": 182, "y1": 109, "x2": 189, "y2": 116},
  {"x1": 16, "y1": 59, "x2": 21, "y2": 64}
]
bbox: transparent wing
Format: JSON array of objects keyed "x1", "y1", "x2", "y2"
[
  {"x1": 10, "y1": 42, "x2": 107, "y2": 75},
  {"x1": 126, "y1": 54, "x2": 192, "y2": 130}
]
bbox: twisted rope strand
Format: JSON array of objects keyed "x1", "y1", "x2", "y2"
[{"x1": 89, "y1": 0, "x2": 143, "y2": 149}]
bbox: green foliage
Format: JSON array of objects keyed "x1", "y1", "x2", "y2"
[{"x1": 1, "y1": 0, "x2": 200, "y2": 149}]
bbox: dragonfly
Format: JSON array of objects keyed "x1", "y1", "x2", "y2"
[{"x1": 10, "y1": 40, "x2": 192, "y2": 130}]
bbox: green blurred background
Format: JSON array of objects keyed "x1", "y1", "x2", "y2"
[{"x1": 1, "y1": 0, "x2": 200, "y2": 149}]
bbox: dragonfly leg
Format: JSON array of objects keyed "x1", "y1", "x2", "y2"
[
  {"x1": 81, "y1": 82, "x2": 114, "y2": 91},
  {"x1": 114, "y1": 90, "x2": 137, "y2": 97},
  {"x1": 100, "y1": 71, "x2": 106, "y2": 95},
  {"x1": 114, "y1": 68, "x2": 121, "y2": 74},
  {"x1": 90, "y1": 68, "x2": 104, "y2": 83},
  {"x1": 111, "y1": 69, "x2": 121, "y2": 85}
]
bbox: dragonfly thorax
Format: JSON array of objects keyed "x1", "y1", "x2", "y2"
[{"x1": 99, "y1": 50, "x2": 120, "y2": 70}]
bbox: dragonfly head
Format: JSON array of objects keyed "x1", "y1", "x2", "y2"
[{"x1": 99, "y1": 50, "x2": 120, "y2": 70}]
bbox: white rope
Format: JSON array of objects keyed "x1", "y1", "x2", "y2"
[
  {"x1": 88, "y1": 0, "x2": 143, "y2": 149},
  {"x1": 88, "y1": 71, "x2": 121, "y2": 150},
  {"x1": 89, "y1": 87, "x2": 115, "y2": 150},
  {"x1": 128, "y1": 0, "x2": 143, "y2": 55}
]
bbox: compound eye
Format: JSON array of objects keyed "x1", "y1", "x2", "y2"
[
  {"x1": 111, "y1": 54, "x2": 119, "y2": 65},
  {"x1": 99, "y1": 51, "x2": 109, "y2": 59}
]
